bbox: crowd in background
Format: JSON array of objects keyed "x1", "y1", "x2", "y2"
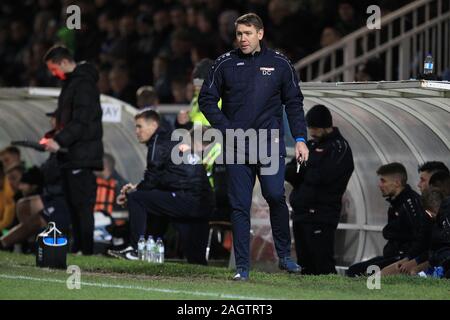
[{"x1": 0, "y1": 0, "x2": 410, "y2": 106}]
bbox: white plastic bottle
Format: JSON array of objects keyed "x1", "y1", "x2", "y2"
[
  {"x1": 156, "y1": 237, "x2": 164, "y2": 264},
  {"x1": 137, "y1": 235, "x2": 146, "y2": 261},
  {"x1": 146, "y1": 236, "x2": 155, "y2": 262},
  {"x1": 424, "y1": 53, "x2": 434, "y2": 74}
]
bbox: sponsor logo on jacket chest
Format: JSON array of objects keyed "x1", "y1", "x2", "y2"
[{"x1": 260, "y1": 67, "x2": 275, "y2": 76}]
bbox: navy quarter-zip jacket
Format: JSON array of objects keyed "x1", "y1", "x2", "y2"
[{"x1": 198, "y1": 44, "x2": 307, "y2": 157}]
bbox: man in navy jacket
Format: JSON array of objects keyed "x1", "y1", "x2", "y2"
[{"x1": 199, "y1": 13, "x2": 309, "y2": 280}]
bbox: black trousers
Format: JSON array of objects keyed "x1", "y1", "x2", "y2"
[
  {"x1": 226, "y1": 161, "x2": 291, "y2": 271},
  {"x1": 293, "y1": 222, "x2": 337, "y2": 275},
  {"x1": 61, "y1": 169, "x2": 97, "y2": 255},
  {"x1": 346, "y1": 255, "x2": 405, "y2": 277},
  {"x1": 127, "y1": 189, "x2": 209, "y2": 265}
]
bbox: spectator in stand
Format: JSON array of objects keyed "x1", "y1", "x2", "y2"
[
  {"x1": 134, "y1": 13, "x2": 154, "y2": 86},
  {"x1": 109, "y1": 64, "x2": 137, "y2": 106},
  {"x1": 266, "y1": 0, "x2": 311, "y2": 60},
  {"x1": 0, "y1": 0, "x2": 411, "y2": 87},
  {"x1": 3, "y1": 19, "x2": 30, "y2": 86},
  {"x1": 170, "y1": 5, "x2": 188, "y2": 33},
  {"x1": 320, "y1": 26, "x2": 342, "y2": 48},
  {"x1": 334, "y1": 0, "x2": 362, "y2": 36},
  {"x1": 196, "y1": 9, "x2": 221, "y2": 58},
  {"x1": 153, "y1": 55, "x2": 173, "y2": 103},
  {"x1": 167, "y1": 30, "x2": 193, "y2": 85},
  {"x1": 150, "y1": 9, "x2": 173, "y2": 59},
  {"x1": 171, "y1": 76, "x2": 190, "y2": 104},
  {"x1": 108, "y1": 14, "x2": 138, "y2": 64},
  {"x1": 218, "y1": 10, "x2": 240, "y2": 53},
  {"x1": 355, "y1": 58, "x2": 384, "y2": 82},
  {"x1": 98, "y1": 10, "x2": 119, "y2": 65},
  {"x1": 185, "y1": 5, "x2": 198, "y2": 30},
  {"x1": 97, "y1": 65, "x2": 112, "y2": 95}
]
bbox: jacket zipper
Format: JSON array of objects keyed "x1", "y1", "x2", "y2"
[{"x1": 151, "y1": 134, "x2": 159, "y2": 161}]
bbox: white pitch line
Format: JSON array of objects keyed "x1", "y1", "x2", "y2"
[{"x1": 0, "y1": 274, "x2": 271, "y2": 300}]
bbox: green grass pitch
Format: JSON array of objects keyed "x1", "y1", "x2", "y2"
[{"x1": 0, "y1": 251, "x2": 449, "y2": 300}]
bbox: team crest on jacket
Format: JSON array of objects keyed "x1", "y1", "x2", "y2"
[{"x1": 260, "y1": 67, "x2": 275, "y2": 75}]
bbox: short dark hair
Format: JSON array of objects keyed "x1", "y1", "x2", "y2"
[
  {"x1": 43, "y1": 45, "x2": 74, "y2": 63},
  {"x1": 235, "y1": 13, "x2": 264, "y2": 30},
  {"x1": 135, "y1": 109, "x2": 160, "y2": 124},
  {"x1": 0, "y1": 146, "x2": 20, "y2": 157},
  {"x1": 429, "y1": 171, "x2": 450, "y2": 197},
  {"x1": 418, "y1": 161, "x2": 449, "y2": 174},
  {"x1": 421, "y1": 187, "x2": 445, "y2": 214},
  {"x1": 136, "y1": 86, "x2": 158, "y2": 106},
  {"x1": 377, "y1": 162, "x2": 408, "y2": 186}
]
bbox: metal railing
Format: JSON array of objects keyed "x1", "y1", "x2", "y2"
[{"x1": 294, "y1": 0, "x2": 450, "y2": 82}]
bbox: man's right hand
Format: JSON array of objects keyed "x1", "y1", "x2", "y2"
[
  {"x1": 295, "y1": 141, "x2": 309, "y2": 163},
  {"x1": 120, "y1": 183, "x2": 136, "y2": 194}
]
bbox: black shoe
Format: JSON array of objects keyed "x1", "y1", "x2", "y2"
[
  {"x1": 279, "y1": 257, "x2": 302, "y2": 273},
  {"x1": 232, "y1": 268, "x2": 249, "y2": 281},
  {"x1": 107, "y1": 246, "x2": 138, "y2": 260}
]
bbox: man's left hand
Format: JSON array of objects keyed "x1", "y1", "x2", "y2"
[
  {"x1": 399, "y1": 258, "x2": 418, "y2": 274},
  {"x1": 44, "y1": 138, "x2": 61, "y2": 153},
  {"x1": 295, "y1": 141, "x2": 309, "y2": 163}
]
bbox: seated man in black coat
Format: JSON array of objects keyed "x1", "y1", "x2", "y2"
[
  {"x1": 108, "y1": 110, "x2": 214, "y2": 264},
  {"x1": 346, "y1": 163, "x2": 430, "y2": 277},
  {"x1": 286, "y1": 104, "x2": 354, "y2": 275}
]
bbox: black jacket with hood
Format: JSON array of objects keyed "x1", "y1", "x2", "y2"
[
  {"x1": 381, "y1": 184, "x2": 432, "y2": 259},
  {"x1": 285, "y1": 127, "x2": 354, "y2": 226},
  {"x1": 136, "y1": 126, "x2": 214, "y2": 218},
  {"x1": 53, "y1": 62, "x2": 104, "y2": 170}
]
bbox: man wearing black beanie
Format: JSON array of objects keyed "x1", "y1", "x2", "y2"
[{"x1": 285, "y1": 104, "x2": 354, "y2": 275}]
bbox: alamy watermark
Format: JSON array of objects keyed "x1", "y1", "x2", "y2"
[
  {"x1": 66, "y1": 265, "x2": 81, "y2": 289},
  {"x1": 170, "y1": 128, "x2": 283, "y2": 175},
  {"x1": 366, "y1": 265, "x2": 381, "y2": 290},
  {"x1": 66, "y1": 5, "x2": 81, "y2": 30},
  {"x1": 366, "y1": 5, "x2": 381, "y2": 30}
]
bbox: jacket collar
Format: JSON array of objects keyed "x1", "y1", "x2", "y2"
[
  {"x1": 145, "y1": 126, "x2": 163, "y2": 146},
  {"x1": 387, "y1": 184, "x2": 413, "y2": 206},
  {"x1": 237, "y1": 41, "x2": 267, "y2": 58},
  {"x1": 314, "y1": 127, "x2": 342, "y2": 144}
]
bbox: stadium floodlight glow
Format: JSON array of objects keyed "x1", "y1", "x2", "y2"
[{"x1": 28, "y1": 87, "x2": 60, "y2": 97}]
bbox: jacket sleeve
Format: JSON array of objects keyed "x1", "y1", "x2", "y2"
[
  {"x1": 279, "y1": 57, "x2": 307, "y2": 140},
  {"x1": 198, "y1": 59, "x2": 232, "y2": 132},
  {"x1": 54, "y1": 81, "x2": 100, "y2": 147},
  {"x1": 303, "y1": 139, "x2": 354, "y2": 186},
  {"x1": 405, "y1": 198, "x2": 434, "y2": 262},
  {"x1": 136, "y1": 141, "x2": 171, "y2": 191}
]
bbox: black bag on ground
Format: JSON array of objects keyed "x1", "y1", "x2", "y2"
[{"x1": 36, "y1": 222, "x2": 68, "y2": 269}]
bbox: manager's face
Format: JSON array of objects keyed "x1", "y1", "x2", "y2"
[
  {"x1": 236, "y1": 23, "x2": 263, "y2": 55},
  {"x1": 135, "y1": 118, "x2": 158, "y2": 144}
]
